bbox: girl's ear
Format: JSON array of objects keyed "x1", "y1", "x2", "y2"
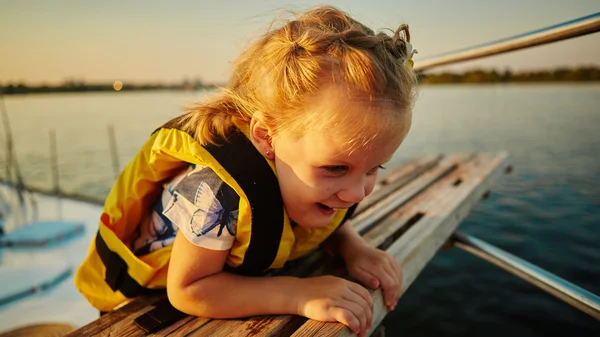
[{"x1": 249, "y1": 113, "x2": 275, "y2": 160}]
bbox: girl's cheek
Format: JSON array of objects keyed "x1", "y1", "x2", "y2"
[
  {"x1": 313, "y1": 176, "x2": 334, "y2": 194},
  {"x1": 365, "y1": 177, "x2": 377, "y2": 196}
]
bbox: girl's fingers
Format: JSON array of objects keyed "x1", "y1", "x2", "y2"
[
  {"x1": 352, "y1": 266, "x2": 379, "y2": 289},
  {"x1": 333, "y1": 302, "x2": 368, "y2": 337},
  {"x1": 347, "y1": 278, "x2": 374, "y2": 319}
]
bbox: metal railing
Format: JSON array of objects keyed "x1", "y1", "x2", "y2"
[
  {"x1": 414, "y1": 12, "x2": 600, "y2": 72},
  {"x1": 418, "y1": 11, "x2": 600, "y2": 321},
  {"x1": 452, "y1": 232, "x2": 600, "y2": 320}
]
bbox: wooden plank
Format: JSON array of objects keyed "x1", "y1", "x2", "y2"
[
  {"x1": 149, "y1": 316, "x2": 197, "y2": 336},
  {"x1": 91, "y1": 305, "x2": 156, "y2": 337},
  {"x1": 185, "y1": 318, "x2": 247, "y2": 336},
  {"x1": 65, "y1": 295, "x2": 164, "y2": 336},
  {"x1": 353, "y1": 153, "x2": 468, "y2": 234},
  {"x1": 386, "y1": 153, "x2": 508, "y2": 334},
  {"x1": 381, "y1": 154, "x2": 445, "y2": 185},
  {"x1": 288, "y1": 321, "x2": 326, "y2": 337},
  {"x1": 356, "y1": 154, "x2": 442, "y2": 214},
  {"x1": 366, "y1": 153, "x2": 503, "y2": 251},
  {"x1": 291, "y1": 152, "x2": 509, "y2": 336},
  {"x1": 376, "y1": 155, "x2": 438, "y2": 186},
  {"x1": 214, "y1": 316, "x2": 306, "y2": 337},
  {"x1": 292, "y1": 321, "x2": 344, "y2": 337},
  {"x1": 165, "y1": 317, "x2": 212, "y2": 337}
]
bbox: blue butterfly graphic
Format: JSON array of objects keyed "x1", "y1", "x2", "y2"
[{"x1": 190, "y1": 182, "x2": 237, "y2": 237}]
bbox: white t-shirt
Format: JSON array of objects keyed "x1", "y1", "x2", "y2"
[{"x1": 130, "y1": 165, "x2": 239, "y2": 256}]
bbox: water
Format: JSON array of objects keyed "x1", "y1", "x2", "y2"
[{"x1": 1, "y1": 85, "x2": 599, "y2": 335}]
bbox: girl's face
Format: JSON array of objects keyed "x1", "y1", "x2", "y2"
[
  {"x1": 261, "y1": 90, "x2": 411, "y2": 229},
  {"x1": 273, "y1": 123, "x2": 404, "y2": 228}
]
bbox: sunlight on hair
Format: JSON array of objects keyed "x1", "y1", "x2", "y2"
[{"x1": 180, "y1": 5, "x2": 418, "y2": 146}]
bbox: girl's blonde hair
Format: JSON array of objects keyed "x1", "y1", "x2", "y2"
[{"x1": 180, "y1": 5, "x2": 417, "y2": 147}]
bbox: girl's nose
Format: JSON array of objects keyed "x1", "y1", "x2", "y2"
[{"x1": 336, "y1": 177, "x2": 367, "y2": 204}]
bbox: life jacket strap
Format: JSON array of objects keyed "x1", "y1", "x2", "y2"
[
  {"x1": 341, "y1": 204, "x2": 358, "y2": 225},
  {"x1": 203, "y1": 130, "x2": 284, "y2": 275},
  {"x1": 95, "y1": 232, "x2": 162, "y2": 298},
  {"x1": 133, "y1": 298, "x2": 188, "y2": 333}
]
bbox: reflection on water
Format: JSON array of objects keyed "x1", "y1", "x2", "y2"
[{"x1": 1, "y1": 84, "x2": 599, "y2": 335}]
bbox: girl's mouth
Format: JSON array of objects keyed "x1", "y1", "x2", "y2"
[{"x1": 316, "y1": 203, "x2": 335, "y2": 216}]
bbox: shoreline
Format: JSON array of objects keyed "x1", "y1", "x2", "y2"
[{"x1": 2, "y1": 81, "x2": 600, "y2": 97}]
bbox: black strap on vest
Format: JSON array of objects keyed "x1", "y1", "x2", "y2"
[
  {"x1": 133, "y1": 298, "x2": 188, "y2": 333},
  {"x1": 203, "y1": 130, "x2": 284, "y2": 275},
  {"x1": 95, "y1": 232, "x2": 163, "y2": 298},
  {"x1": 341, "y1": 203, "x2": 358, "y2": 227}
]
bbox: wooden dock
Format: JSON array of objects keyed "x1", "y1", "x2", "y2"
[{"x1": 66, "y1": 152, "x2": 511, "y2": 337}]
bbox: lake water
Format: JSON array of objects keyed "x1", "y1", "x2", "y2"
[{"x1": 1, "y1": 84, "x2": 599, "y2": 335}]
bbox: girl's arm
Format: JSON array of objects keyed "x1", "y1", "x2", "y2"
[
  {"x1": 166, "y1": 231, "x2": 373, "y2": 336},
  {"x1": 167, "y1": 231, "x2": 296, "y2": 318}
]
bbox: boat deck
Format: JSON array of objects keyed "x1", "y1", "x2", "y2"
[{"x1": 65, "y1": 152, "x2": 510, "y2": 337}]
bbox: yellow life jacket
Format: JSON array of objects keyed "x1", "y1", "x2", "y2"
[{"x1": 74, "y1": 117, "x2": 356, "y2": 312}]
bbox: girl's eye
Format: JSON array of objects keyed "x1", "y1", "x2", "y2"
[
  {"x1": 322, "y1": 165, "x2": 348, "y2": 175},
  {"x1": 367, "y1": 165, "x2": 386, "y2": 175}
]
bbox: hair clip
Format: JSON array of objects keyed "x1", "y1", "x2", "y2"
[{"x1": 404, "y1": 41, "x2": 418, "y2": 68}]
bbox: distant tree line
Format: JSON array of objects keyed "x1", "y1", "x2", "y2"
[
  {"x1": 0, "y1": 78, "x2": 218, "y2": 95},
  {"x1": 419, "y1": 66, "x2": 600, "y2": 84},
  {"x1": 2, "y1": 67, "x2": 599, "y2": 95}
]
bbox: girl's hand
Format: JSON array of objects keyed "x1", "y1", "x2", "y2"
[
  {"x1": 341, "y1": 239, "x2": 403, "y2": 311},
  {"x1": 296, "y1": 275, "x2": 373, "y2": 337}
]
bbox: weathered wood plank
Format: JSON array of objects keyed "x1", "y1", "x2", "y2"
[
  {"x1": 290, "y1": 322, "x2": 326, "y2": 337},
  {"x1": 398, "y1": 153, "x2": 509, "y2": 285},
  {"x1": 356, "y1": 154, "x2": 442, "y2": 214},
  {"x1": 193, "y1": 315, "x2": 307, "y2": 337},
  {"x1": 150, "y1": 316, "x2": 197, "y2": 336},
  {"x1": 292, "y1": 152, "x2": 509, "y2": 336},
  {"x1": 352, "y1": 153, "x2": 468, "y2": 234},
  {"x1": 64, "y1": 295, "x2": 164, "y2": 336},
  {"x1": 363, "y1": 153, "x2": 491, "y2": 250},
  {"x1": 291, "y1": 321, "x2": 345, "y2": 337},
  {"x1": 165, "y1": 317, "x2": 212, "y2": 336},
  {"x1": 185, "y1": 318, "x2": 248, "y2": 336},
  {"x1": 91, "y1": 305, "x2": 156, "y2": 337}
]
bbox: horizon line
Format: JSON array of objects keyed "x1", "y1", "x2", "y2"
[{"x1": 3, "y1": 64, "x2": 600, "y2": 87}]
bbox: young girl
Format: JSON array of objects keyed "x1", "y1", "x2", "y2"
[{"x1": 75, "y1": 5, "x2": 417, "y2": 337}]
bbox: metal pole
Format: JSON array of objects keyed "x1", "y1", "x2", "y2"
[
  {"x1": 49, "y1": 128, "x2": 61, "y2": 220},
  {"x1": 453, "y1": 231, "x2": 600, "y2": 320},
  {"x1": 0, "y1": 94, "x2": 26, "y2": 206},
  {"x1": 49, "y1": 129, "x2": 60, "y2": 194},
  {"x1": 0, "y1": 94, "x2": 14, "y2": 184},
  {"x1": 415, "y1": 12, "x2": 600, "y2": 72},
  {"x1": 107, "y1": 124, "x2": 120, "y2": 180}
]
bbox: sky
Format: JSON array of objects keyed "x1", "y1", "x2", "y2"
[{"x1": 1, "y1": 0, "x2": 599, "y2": 85}]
